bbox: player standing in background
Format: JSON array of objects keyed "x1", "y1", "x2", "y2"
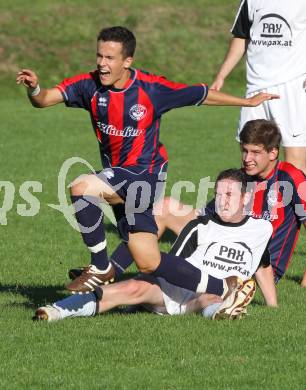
[
  {"x1": 16, "y1": 26, "x2": 277, "y2": 296},
  {"x1": 34, "y1": 169, "x2": 273, "y2": 323},
  {"x1": 211, "y1": 0, "x2": 306, "y2": 174}
]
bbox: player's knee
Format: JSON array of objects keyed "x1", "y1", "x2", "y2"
[
  {"x1": 123, "y1": 280, "x2": 146, "y2": 299},
  {"x1": 70, "y1": 176, "x2": 89, "y2": 196},
  {"x1": 161, "y1": 196, "x2": 174, "y2": 217},
  {"x1": 154, "y1": 196, "x2": 174, "y2": 227},
  {"x1": 137, "y1": 264, "x2": 156, "y2": 273}
]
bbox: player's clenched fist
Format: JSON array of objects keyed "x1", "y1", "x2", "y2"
[{"x1": 16, "y1": 69, "x2": 38, "y2": 88}]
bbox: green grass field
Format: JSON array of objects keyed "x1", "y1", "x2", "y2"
[{"x1": 1, "y1": 1, "x2": 306, "y2": 389}]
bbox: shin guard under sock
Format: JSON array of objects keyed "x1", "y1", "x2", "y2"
[{"x1": 71, "y1": 195, "x2": 109, "y2": 270}]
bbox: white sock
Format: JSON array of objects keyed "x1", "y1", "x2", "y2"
[
  {"x1": 202, "y1": 303, "x2": 222, "y2": 319},
  {"x1": 53, "y1": 293, "x2": 97, "y2": 319}
]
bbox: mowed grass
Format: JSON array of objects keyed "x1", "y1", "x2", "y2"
[
  {"x1": 1, "y1": 1, "x2": 306, "y2": 388},
  {"x1": 1, "y1": 100, "x2": 306, "y2": 389}
]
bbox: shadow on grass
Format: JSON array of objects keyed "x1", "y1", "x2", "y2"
[
  {"x1": 282, "y1": 274, "x2": 303, "y2": 285},
  {"x1": 104, "y1": 223, "x2": 177, "y2": 245},
  {"x1": 0, "y1": 284, "x2": 67, "y2": 308},
  {"x1": 159, "y1": 229, "x2": 177, "y2": 244},
  {"x1": 0, "y1": 272, "x2": 139, "y2": 309}
]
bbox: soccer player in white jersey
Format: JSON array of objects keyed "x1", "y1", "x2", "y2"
[
  {"x1": 211, "y1": 0, "x2": 306, "y2": 174},
  {"x1": 33, "y1": 169, "x2": 276, "y2": 322}
]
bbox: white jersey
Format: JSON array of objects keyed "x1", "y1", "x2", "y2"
[
  {"x1": 146, "y1": 215, "x2": 272, "y2": 315},
  {"x1": 232, "y1": 0, "x2": 306, "y2": 93},
  {"x1": 184, "y1": 215, "x2": 272, "y2": 281}
]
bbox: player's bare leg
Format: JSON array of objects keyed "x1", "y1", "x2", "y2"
[
  {"x1": 70, "y1": 173, "x2": 124, "y2": 204},
  {"x1": 33, "y1": 279, "x2": 165, "y2": 322},
  {"x1": 33, "y1": 279, "x2": 223, "y2": 321},
  {"x1": 98, "y1": 279, "x2": 165, "y2": 313},
  {"x1": 154, "y1": 196, "x2": 196, "y2": 238},
  {"x1": 184, "y1": 293, "x2": 222, "y2": 314},
  {"x1": 127, "y1": 232, "x2": 161, "y2": 272},
  {"x1": 284, "y1": 146, "x2": 306, "y2": 174}
]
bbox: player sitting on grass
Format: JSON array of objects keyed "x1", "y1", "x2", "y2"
[
  {"x1": 17, "y1": 26, "x2": 278, "y2": 297},
  {"x1": 34, "y1": 168, "x2": 274, "y2": 322}
]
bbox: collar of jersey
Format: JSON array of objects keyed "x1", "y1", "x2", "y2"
[
  {"x1": 249, "y1": 160, "x2": 279, "y2": 183},
  {"x1": 212, "y1": 213, "x2": 250, "y2": 227},
  {"x1": 109, "y1": 68, "x2": 137, "y2": 93},
  {"x1": 264, "y1": 160, "x2": 279, "y2": 180}
]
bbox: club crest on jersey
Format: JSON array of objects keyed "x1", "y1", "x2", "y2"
[{"x1": 129, "y1": 104, "x2": 147, "y2": 121}]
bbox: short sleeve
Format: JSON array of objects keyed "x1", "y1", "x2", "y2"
[
  {"x1": 170, "y1": 218, "x2": 201, "y2": 258},
  {"x1": 258, "y1": 246, "x2": 271, "y2": 269},
  {"x1": 150, "y1": 76, "x2": 208, "y2": 116},
  {"x1": 231, "y1": 0, "x2": 251, "y2": 39},
  {"x1": 56, "y1": 72, "x2": 97, "y2": 111}
]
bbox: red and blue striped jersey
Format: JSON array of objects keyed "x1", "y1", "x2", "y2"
[
  {"x1": 56, "y1": 68, "x2": 208, "y2": 174},
  {"x1": 201, "y1": 161, "x2": 306, "y2": 280},
  {"x1": 249, "y1": 161, "x2": 306, "y2": 280}
]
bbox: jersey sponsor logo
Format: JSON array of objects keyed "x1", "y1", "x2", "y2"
[
  {"x1": 202, "y1": 260, "x2": 251, "y2": 277},
  {"x1": 129, "y1": 104, "x2": 147, "y2": 121},
  {"x1": 248, "y1": 210, "x2": 278, "y2": 221},
  {"x1": 202, "y1": 241, "x2": 253, "y2": 276},
  {"x1": 96, "y1": 122, "x2": 143, "y2": 137},
  {"x1": 259, "y1": 14, "x2": 292, "y2": 38},
  {"x1": 251, "y1": 13, "x2": 293, "y2": 48}
]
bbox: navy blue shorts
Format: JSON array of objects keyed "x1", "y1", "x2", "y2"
[{"x1": 96, "y1": 166, "x2": 167, "y2": 241}]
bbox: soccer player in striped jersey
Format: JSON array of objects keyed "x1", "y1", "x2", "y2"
[{"x1": 16, "y1": 26, "x2": 277, "y2": 295}]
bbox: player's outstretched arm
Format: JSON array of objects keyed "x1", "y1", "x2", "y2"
[
  {"x1": 16, "y1": 69, "x2": 64, "y2": 108},
  {"x1": 203, "y1": 89, "x2": 279, "y2": 107},
  {"x1": 211, "y1": 37, "x2": 247, "y2": 91},
  {"x1": 255, "y1": 265, "x2": 278, "y2": 307}
]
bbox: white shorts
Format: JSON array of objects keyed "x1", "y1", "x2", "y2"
[
  {"x1": 237, "y1": 74, "x2": 306, "y2": 147},
  {"x1": 140, "y1": 276, "x2": 198, "y2": 316}
]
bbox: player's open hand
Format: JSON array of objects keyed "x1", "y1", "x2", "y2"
[
  {"x1": 16, "y1": 69, "x2": 39, "y2": 89},
  {"x1": 247, "y1": 92, "x2": 280, "y2": 107}
]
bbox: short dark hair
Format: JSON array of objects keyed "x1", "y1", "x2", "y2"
[
  {"x1": 239, "y1": 119, "x2": 281, "y2": 151},
  {"x1": 97, "y1": 26, "x2": 136, "y2": 58},
  {"x1": 215, "y1": 168, "x2": 248, "y2": 194}
]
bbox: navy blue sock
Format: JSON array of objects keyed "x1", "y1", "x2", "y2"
[
  {"x1": 206, "y1": 275, "x2": 224, "y2": 296},
  {"x1": 71, "y1": 195, "x2": 110, "y2": 271},
  {"x1": 152, "y1": 252, "x2": 201, "y2": 292},
  {"x1": 110, "y1": 242, "x2": 134, "y2": 279}
]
